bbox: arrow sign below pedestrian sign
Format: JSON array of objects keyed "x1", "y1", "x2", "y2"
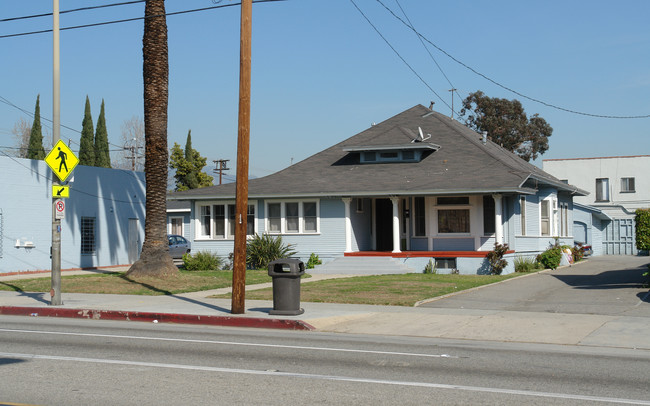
[
  {"x1": 45, "y1": 140, "x2": 79, "y2": 182},
  {"x1": 52, "y1": 185, "x2": 70, "y2": 198}
]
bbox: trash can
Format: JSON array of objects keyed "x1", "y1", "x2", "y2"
[{"x1": 268, "y1": 258, "x2": 305, "y2": 315}]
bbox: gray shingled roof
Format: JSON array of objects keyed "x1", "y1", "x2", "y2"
[{"x1": 169, "y1": 105, "x2": 585, "y2": 200}]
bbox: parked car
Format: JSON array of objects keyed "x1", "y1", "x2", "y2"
[
  {"x1": 574, "y1": 241, "x2": 593, "y2": 257},
  {"x1": 168, "y1": 235, "x2": 191, "y2": 259}
]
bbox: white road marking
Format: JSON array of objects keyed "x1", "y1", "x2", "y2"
[
  {"x1": 1, "y1": 351, "x2": 649, "y2": 405},
  {"x1": 0, "y1": 328, "x2": 456, "y2": 358}
]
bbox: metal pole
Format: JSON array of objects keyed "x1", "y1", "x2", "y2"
[
  {"x1": 51, "y1": 0, "x2": 62, "y2": 305},
  {"x1": 231, "y1": 0, "x2": 252, "y2": 314}
]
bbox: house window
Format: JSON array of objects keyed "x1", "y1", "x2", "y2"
[
  {"x1": 266, "y1": 201, "x2": 320, "y2": 234},
  {"x1": 303, "y1": 202, "x2": 317, "y2": 232},
  {"x1": 540, "y1": 200, "x2": 551, "y2": 236},
  {"x1": 413, "y1": 197, "x2": 426, "y2": 236},
  {"x1": 483, "y1": 195, "x2": 495, "y2": 235},
  {"x1": 621, "y1": 177, "x2": 635, "y2": 193},
  {"x1": 285, "y1": 202, "x2": 299, "y2": 233},
  {"x1": 81, "y1": 217, "x2": 96, "y2": 255},
  {"x1": 596, "y1": 178, "x2": 609, "y2": 202},
  {"x1": 197, "y1": 202, "x2": 256, "y2": 239},
  {"x1": 169, "y1": 217, "x2": 183, "y2": 235},
  {"x1": 560, "y1": 203, "x2": 569, "y2": 237},
  {"x1": 520, "y1": 196, "x2": 526, "y2": 236},
  {"x1": 268, "y1": 203, "x2": 281, "y2": 233},
  {"x1": 200, "y1": 206, "x2": 211, "y2": 237},
  {"x1": 435, "y1": 258, "x2": 457, "y2": 270},
  {"x1": 438, "y1": 209, "x2": 470, "y2": 233},
  {"x1": 363, "y1": 152, "x2": 376, "y2": 162},
  {"x1": 438, "y1": 196, "x2": 469, "y2": 205}
]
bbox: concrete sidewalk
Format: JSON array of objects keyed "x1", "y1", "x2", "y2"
[{"x1": 1, "y1": 267, "x2": 649, "y2": 350}]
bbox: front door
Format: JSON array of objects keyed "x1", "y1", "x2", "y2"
[{"x1": 375, "y1": 199, "x2": 393, "y2": 251}]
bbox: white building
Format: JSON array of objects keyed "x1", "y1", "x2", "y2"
[{"x1": 543, "y1": 155, "x2": 650, "y2": 255}]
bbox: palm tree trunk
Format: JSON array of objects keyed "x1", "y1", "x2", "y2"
[{"x1": 127, "y1": 0, "x2": 177, "y2": 277}]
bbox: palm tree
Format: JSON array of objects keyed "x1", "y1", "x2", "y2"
[{"x1": 127, "y1": 0, "x2": 177, "y2": 277}]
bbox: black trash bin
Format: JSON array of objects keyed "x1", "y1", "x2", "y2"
[{"x1": 268, "y1": 258, "x2": 305, "y2": 315}]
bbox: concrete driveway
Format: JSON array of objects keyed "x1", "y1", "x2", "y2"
[{"x1": 420, "y1": 255, "x2": 650, "y2": 317}]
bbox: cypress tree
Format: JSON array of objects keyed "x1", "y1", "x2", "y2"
[
  {"x1": 184, "y1": 130, "x2": 199, "y2": 189},
  {"x1": 78, "y1": 96, "x2": 95, "y2": 166},
  {"x1": 94, "y1": 99, "x2": 111, "y2": 168},
  {"x1": 27, "y1": 95, "x2": 46, "y2": 160}
]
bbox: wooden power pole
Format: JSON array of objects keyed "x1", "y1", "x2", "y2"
[
  {"x1": 231, "y1": 0, "x2": 252, "y2": 314},
  {"x1": 213, "y1": 159, "x2": 230, "y2": 185}
]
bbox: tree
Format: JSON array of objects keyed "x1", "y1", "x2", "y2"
[
  {"x1": 11, "y1": 117, "x2": 31, "y2": 158},
  {"x1": 26, "y1": 95, "x2": 45, "y2": 160},
  {"x1": 169, "y1": 131, "x2": 214, "y2": 191},
  {"x1": 460, "y1": 90, "x2": 552, "y2": 161},
  {"x1": 113, "y1": 116, "x2": 145, "y2": 170},
  {"x1": 94, "y1": 99, "x2": 111, "y2": 168},
  {"x1": 78, "y1": 96, "x2": 95, "y2": 166},
  {"x1": 126, "y1": 0, "x2": 178, "y2": 278}
]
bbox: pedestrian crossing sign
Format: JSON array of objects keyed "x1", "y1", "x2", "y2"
[{"x1": 45, "y1": 140, "x2": 79, "y2": 181}]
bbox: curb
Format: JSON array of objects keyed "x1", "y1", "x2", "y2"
[{"x1": 0, "y1": 306, "x2": 315, "y2": 331}]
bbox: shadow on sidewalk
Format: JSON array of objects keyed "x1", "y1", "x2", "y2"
[{"x1": 0, "y1": 282, "x2": 50, "y2": 304}]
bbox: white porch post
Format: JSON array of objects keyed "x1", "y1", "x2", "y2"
[
  {"x1": 342, "y1": 198, "x2": 352, "y2": 253},
  {"x1": 493, "y1": 194, "x2": 503, "y2": 245},
  {"x1": 390, "y1": 196, "x2": 401, "y2": 253}
]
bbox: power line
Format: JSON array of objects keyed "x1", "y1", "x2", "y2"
[
  {"x1": 374, "y1": 0, "x2": 650, "y2": 119},
  {"x1": 0, "y1": 1, "x2": 145, "y2": 23},
  {"x1": 349, "y1": 0, "x2": 459, "y2": 116},
  {"x1": 0, "y1": 0, "x2": 286, "y2": 39}
]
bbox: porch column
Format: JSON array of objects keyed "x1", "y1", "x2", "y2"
[
  {"x1": 342, "y1": 198, "x2": 352, "y2": 253},
  {"x1": 493, "y1": 194, "x2": 503, "y2": 245},
  {"x1": 390, "y1": 196, "x2": 401, "y2": 253}
]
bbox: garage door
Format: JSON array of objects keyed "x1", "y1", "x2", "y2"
[
  {"x1": 603, "y1": 218, "x2": 636, "y2": 255},
  {"x1": 573, "y1": 221, "x2": 587, "y2": 244}
]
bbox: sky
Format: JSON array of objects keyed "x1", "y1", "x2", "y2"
[{"x1": 1, "y1": 0, "x2": 649, "y2": 183}]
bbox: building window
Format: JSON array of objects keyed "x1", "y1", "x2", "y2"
[
  {"x1": 266, "y1": 201, "x2": 320, "y2": 234},
  {"x1": 596, "y1": 178, "x2": 609, "y2": 202},
  {"x1": 435, "y1": 258, "x2": 457, "y2": 270},
  {"x1": 169, "y1": 217, "x2": 183, "y2": 235},
  {"x1": 285, "y1": 202, "x2": 299, "y2": 233},
  {"x1": 197, "y1": 202, "x2": 256, "y2": 239},
  {"x1": 413, "y1": 197, "x2": 425, "y2": 236},
  {"x1": 483, "y1": 195, "x2": 495, "y2": 235},
  {"x1": 621, "y1": 177, "x2": 635, "y2": 193},
  {"x1": 520, "y1": 196, "x2": 526, "y2": 236},
  {"x1": 540, "y1": 200, "x2": 551, "y2": 236},
  {"x1": 438, "y1": 209, "x2": 470, "y2": 233},
  {"x1": 81, "y1": 217, "x2": 96, "y2": 255},
  {"x1": 560, "y1": 203, "x2": 569, "y2": 237}
]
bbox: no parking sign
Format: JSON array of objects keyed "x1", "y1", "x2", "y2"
[{"x1": 55, "y1": 199, "x2": 65, "y2": 219}]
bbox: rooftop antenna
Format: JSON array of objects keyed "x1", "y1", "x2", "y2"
[{"x1": 429, "y1": 101, "x2": 435, "y2": 110}]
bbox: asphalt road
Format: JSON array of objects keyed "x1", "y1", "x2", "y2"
[
  {"x1": 421, "y1": 255, "x2": 650, "y2": 317},
  {"x1": 1, "y1": 316, "x2": 649, "y2": 405}
]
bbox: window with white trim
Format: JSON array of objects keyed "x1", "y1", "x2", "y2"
[
  {"x1": 265, "y1": 201, "x2": 320, "y2": 234},
  {"x1": 540, "y1": 200, "x2": 551, "y2": 236},
  {"x1": 596, "y1": 178, "x2": 609, "y2": 202},
  {"x1": 169, "y1": 216, "x2": 184, "y2": 236},
  {"x1": 436, "y1": 197, "x2": 470, "y2": 234},
  {"x1": 196, "y1": 202, "x2": 256, "y2": 239}
]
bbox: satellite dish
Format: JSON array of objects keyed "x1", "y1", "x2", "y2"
[{"x1": 418, "y1": 127, "x2": 431, "y2": 141}]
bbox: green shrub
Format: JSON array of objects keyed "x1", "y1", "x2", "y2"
[
  {"x1": 635, "y1": 209, "x2": 650, "y2": 252},
  {"x1": 423, "y1": 259, "x2": 437, "y2": 274},
  {"x1": 536, "y1": 246, "x2": 563, "y2": 270},
  {"x1": 572, "y1": 245, "x2": 584, "y2": 262},
  {"x1": 246, "y1": 233, "x2": 297, "y2": 270},
  {"x1": 306, "y1": 253, "x2": 322, "y2": 269},
  {"x1": 182, "y1": 251, "x2": 223, "y2": 271},
  {"x1": 486, "y1": 243, "x2": 509, "y2": 275},
  {"x1": 514, "y1": 256, "x2": 540, "y2": 272}
]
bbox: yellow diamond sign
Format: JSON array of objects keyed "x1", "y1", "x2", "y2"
[{"x1": 45, "y1": 140, "x2": 79, "y2": 181}]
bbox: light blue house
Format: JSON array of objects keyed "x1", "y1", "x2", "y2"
[
  {"x1": 168, "y1": 105, "x2": 586, "y2": 274},
  {"x1": 0, "y1": 156, "x2": 145, "y2": 274}
]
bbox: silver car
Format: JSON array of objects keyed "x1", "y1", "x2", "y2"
[{"x1": 168, "y1": 235, "x2": 191, "y2": 259}]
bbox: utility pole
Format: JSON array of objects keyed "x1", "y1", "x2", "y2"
[
  {"x1": 232, "y1": 0, "x2": 252, "y2": 314},
  {"x1": 51, "y1": 0, "x2": 62, "y2": 305},
  {"x1": 213, "y1": 159, "x2": 230, "y2": 185},
  {"x1": 448, "y1": 88, "x2": 457, "y2": 119}
]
